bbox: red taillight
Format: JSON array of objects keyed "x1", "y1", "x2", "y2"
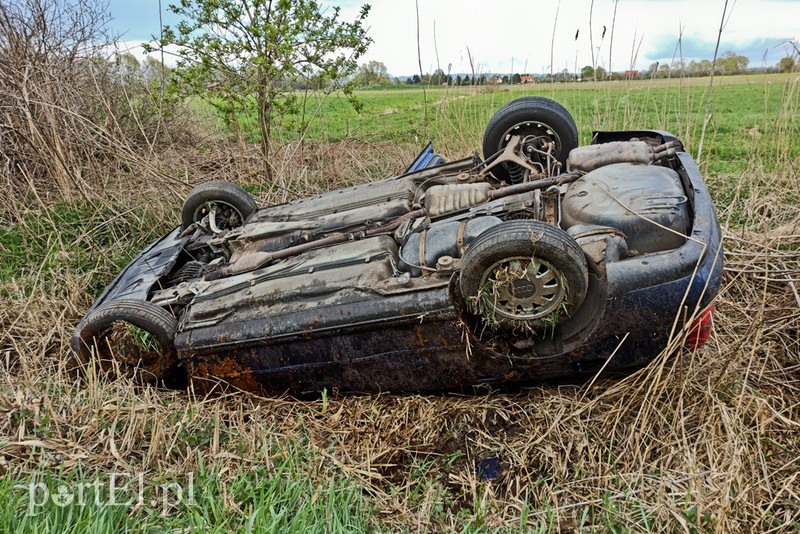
[{"x1": 686, "y1": 305, "x2": 714, "y2": 349}]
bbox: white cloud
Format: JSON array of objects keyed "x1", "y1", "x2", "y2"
[
  {"x1": 338, "y1": 0, "x2": 800, "y2": 75},
  {"x1": 110, "y1": 40, "x2": 182, "y2": 68}
]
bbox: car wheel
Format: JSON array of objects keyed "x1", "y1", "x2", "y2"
[
  {"x1": 460, "y1": 220, "x2": 588, "y2": 331},
  {"x1": 181, "y1": 180, "x2": 257, "y2": 231},
  {"x1": 72, "y1": 300, "x2": 177, "y2": 383},
  {"x1": 482, "y1": 97, "x2": 578, "y2": 183}
]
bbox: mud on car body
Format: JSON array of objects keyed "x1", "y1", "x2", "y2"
[{"x1": 72, "y1": 97, "x2": 723, "y2": 395}]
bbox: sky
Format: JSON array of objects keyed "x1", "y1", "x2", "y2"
[{"x1": 109, "y1": 0, "x2": 800, "y2": 77}]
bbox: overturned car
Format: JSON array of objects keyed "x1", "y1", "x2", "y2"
[{"x1": 72, "y1": 97, "x2": 723, "y2": 395}]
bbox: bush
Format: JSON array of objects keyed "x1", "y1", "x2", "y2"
[{"x1": 0, "y1": 0, "x2": 190, "y2": 204}]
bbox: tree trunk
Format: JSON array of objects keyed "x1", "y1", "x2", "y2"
[{"x1": 257, "y1": 86, "x2": 273, "y2": 182}]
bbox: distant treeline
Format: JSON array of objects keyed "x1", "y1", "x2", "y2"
[{"x1": 355, "y1": 52, "x2": 799, "y2": 87}]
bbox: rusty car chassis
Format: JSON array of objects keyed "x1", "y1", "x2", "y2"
[{"x1": 72, "y1": 97, "x2": 723, "y2": 395}]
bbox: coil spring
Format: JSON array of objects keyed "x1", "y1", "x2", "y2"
[{"x1": 506, "y1": 163, "x2": 529, "y2": 184}]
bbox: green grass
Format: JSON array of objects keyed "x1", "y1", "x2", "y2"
[
  {"x1": 0, "y1": 447, "x2": 374, "y2": 533},
  {"x1": 0, "y1": 202, "x2": 174, "y2": 299}
]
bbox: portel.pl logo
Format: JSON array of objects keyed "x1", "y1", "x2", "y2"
[{"x1": 15, "y1": 473, "x2": 196, "y2": 516}]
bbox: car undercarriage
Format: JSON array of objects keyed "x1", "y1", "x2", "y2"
[{"x1": 72, "y1": 97, "x2": 723, "y2": 395}]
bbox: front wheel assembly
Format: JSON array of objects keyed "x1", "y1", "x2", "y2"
[{"x1": 459, "y1": 220, "x2": 588, "y2": 331}]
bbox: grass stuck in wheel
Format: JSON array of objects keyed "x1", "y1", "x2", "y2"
[{"x1": 471, "y1": 256, "x2": 571, "y2": 335}]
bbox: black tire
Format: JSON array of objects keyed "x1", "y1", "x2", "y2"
[
  {"x1": 181, "y1": 180, "x2": 258, "y2": 231},
  {"x1": 460, "y1": 220, "x2": 588, "y2": 331},
  {"x1": 72, "y1": 300, "x2": 178, "y2": 383},
  {"x1": 482, "y1": 97, "x2": 578, "y2": 183}
]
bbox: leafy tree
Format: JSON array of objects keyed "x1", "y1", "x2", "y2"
[
  {"x1": 501, "y1": 75, "x2": 509, "y2": 84},
  {"x1": 115, "y1": 52, "x2": 140, "y2": 74},
  {"x1": 147, "y1": 0, "x2": 371, "y2": 180},
  {"x1": 354, "y1": 60, "x2": 388, "y2": 86},
  {"x1": 719, "y1": 51, "x2": 749, "y2": 75},
  {"x1": 594, "y1": 66, "x2": 606, "y2": 80},
  {"x1": 643, "y1": 62, "x2": 659, "y2": 79},
  {"x1": 430, "y1": 68, "x2": 446, "y2": 85},
  {"x1": 511, "y1": 73, "x2": 521, "y2": 84},
  {"x1": 455, "y1": 74, "x2": 462, "y2": 86},
  {"x1": 580, "y1": 65, "x2": 594, "y2": 81},
  {"x1": 141, "y1": 55, "x2": 170, "y2": 84},
  {"x1": 411, "y1": 74, "x2": 421, "y2": 84},
  {"x1": 462, "y1": 74, "x2": 470, "y2": 86},
  {"x1": 778, "y1": 56, "x2": 796, "y2": 73}
]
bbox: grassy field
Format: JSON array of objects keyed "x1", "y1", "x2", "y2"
[
  {"x1": 1, "y1": 73, "x2": 799, "y2": 532},
  {"x1": 251, "y1": 74, "x2": 797, "y2": 174}
]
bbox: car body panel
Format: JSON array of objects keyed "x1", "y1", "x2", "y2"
[{"x1": 79, "y1": 228, "x2": 188, "y2": 313}]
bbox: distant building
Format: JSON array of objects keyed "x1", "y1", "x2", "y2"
[
  {"x1": 521, "y1": 75, "x2": 536, "y2": 84},
  {"x1": 625, "y1": 70, "x2": 639, "y2": 78}
]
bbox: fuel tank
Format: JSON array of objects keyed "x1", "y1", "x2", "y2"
[{"x1": 561, "y1": 162, "x2": 690, "y2": 254}]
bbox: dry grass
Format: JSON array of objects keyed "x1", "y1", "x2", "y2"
[{"x1": 2, "y1": 128, "x2": 799, "y2": 530}]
